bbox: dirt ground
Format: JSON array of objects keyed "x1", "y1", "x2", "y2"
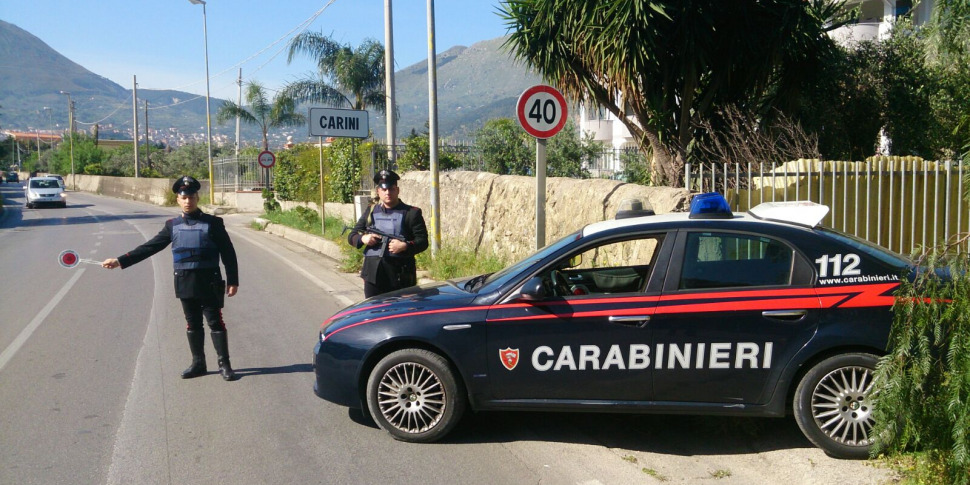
[{"x1": 457, "y1": 411, "x2": 897, "y2": 484}]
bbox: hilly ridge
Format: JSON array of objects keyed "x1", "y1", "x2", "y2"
[{"x1": 0, "y1": 19, "x2": 542, "y2": 145}]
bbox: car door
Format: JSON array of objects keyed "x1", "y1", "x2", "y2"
[
  {"x1": 484, "y1": 232, "x2": 672, "y2": 402},
  {"x1": 650, "y1": 230, "x2": 820, "y2": 404}
]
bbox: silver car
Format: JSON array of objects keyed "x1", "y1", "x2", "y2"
[{"x1": 25, "y1": 177, "x2": 67, "y2": 208}]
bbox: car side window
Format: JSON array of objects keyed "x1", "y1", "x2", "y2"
[
  {"x1": 679, "y1": 232, "x2": 793, "y2": 289},
  {"x1": 540, "y1": 234, "x2": 665, "y2": 297}
]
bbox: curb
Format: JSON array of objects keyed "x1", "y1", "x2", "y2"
[{"x1": 253, "y1": 217, "x2": 345, "y2": 261}]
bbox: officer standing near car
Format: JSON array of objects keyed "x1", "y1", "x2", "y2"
[
  {"x1": 348, "y1": 169, "x2": 429, "y2": 298},
  {"x1": 102, "y1": 176, "x2": 240, "y2": 381}
]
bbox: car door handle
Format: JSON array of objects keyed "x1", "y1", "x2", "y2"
[
  {"x1": 762, "y1": 310, "x2": 807, "y2": 320},
  {"x1": 609, "y1": 315, "x2": 651, "y2": 327}
]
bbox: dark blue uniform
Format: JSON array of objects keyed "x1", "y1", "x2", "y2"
[
  {"x1": 116, "y1": 176, "x2": 240, "y2": 381},
  {"x1": 348, "y1": 201, "x2": 428, "y2": 298}
]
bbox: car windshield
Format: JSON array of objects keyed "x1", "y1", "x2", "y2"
[
  {"x1": 477, "y1": 231, "x2": 583, "y2": 291},
  {"x1": 818, "y1": 227, "x2": 913, "y2": 268},
  {"x1": 29, "y1": 179, "x2": 59, "y2": 189}
]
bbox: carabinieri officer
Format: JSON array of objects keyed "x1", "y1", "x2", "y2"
[
  {"x1": 102, "y1": 176, "x2": 240, "y2": 381},
  {"x1": 348, "y1": 169, "x2": 429, "y2": 298}
]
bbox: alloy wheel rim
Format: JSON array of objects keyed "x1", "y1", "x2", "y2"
[
  {"x1": 377, "y1": 362, "x2": 446, "y2": 434},
  {"x1": 811, "y1": 365, "x2": 876, "y2": 447}
]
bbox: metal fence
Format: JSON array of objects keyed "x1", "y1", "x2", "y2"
[
  {"x1": 213, "y1": 156, "x2": 272, "y2": 192},
  {"x1": 685, "y1": 157, "x2": 969, "y2": 255}
]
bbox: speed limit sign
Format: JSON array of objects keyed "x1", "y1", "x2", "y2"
[{"x1": 516, "y1": 85, "x2": 568, "y2": 139}]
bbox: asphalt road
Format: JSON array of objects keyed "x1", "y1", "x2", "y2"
[{"x1": 0, "y1": 183, "x2": 895, "y2": 485}]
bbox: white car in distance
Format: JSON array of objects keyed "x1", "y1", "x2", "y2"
[{"x1": 25, "y1": 176, "x2": 67, "y2": 208}]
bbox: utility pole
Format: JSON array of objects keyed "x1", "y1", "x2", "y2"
[
  {"x1": 235, "y1": 68, "x2": 242, "y2": 158},
  {"x1": 384, "y1": 0, "x2": 396, "y2": 167},
  {"x1": 59, "y1": 91, "x2": 76, "y2": 189},
  {"x1": 144, "y1": 100, "x2": 150, "y2": 170},
  {"x1": 427, "y1": 0, "x2": 441, "y2": 255},
  {"x1": 133, "y1": 75, "x2": 139, "y2": 178}
]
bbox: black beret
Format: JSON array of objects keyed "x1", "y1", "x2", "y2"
[
  {"x1": 172, "y1": 176, "x2": 201, "y2": 195},
  {"x1": 374, "y1": 169, "x2": 400, "y2": 189}
]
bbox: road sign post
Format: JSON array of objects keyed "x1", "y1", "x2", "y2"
[
  {"x1": 258, "y1": 150, "x2": 276, "y2": 194},
  {"x1": 517, "y1": 85, "x2": 568, "y2": 249},
  {"x1": 307, "y1": 107, "x2": 370, "y2": 235}
]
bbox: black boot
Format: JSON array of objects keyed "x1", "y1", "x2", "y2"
[
  {"x1": 181, "y1": 330, "x2": 207, "y2": 378},
  {"x1": 210, "y1": 330, "x2": 237, "y2": 381}
]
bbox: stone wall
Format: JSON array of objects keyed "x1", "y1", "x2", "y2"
[
  {"x1": 397, "y1": 171, "x2": 690, "y2": 260},
  {"x1": 71, "y1": 174, "x2": 209, "y2": 206},
  {"x1": 59, "y1": 171, "x2": 690, "y2": 262}
]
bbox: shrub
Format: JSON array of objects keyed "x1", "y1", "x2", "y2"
[{"x1": 872, "y1": 248, "x2": 970, "y2": 485}]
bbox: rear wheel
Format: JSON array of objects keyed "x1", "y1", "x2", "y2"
[
  {"x1": 366, "y1": 349, "x2": 466, "y2": 443},
  {"x1": 793, "y1": 353, "x2": 879, "y2": 459}
]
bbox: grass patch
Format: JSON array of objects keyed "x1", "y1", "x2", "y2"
[
  {"x1": 263, "y1": 207, "x2": 509, "y2": 280},
  {"x1": 709, "y1": 469, "x2": 732, "y2": 479},
  {"x1": 641, "y1": 468, "x2": 668, "y2": 481},
  {"x1": 884, "y1": 451, "x2": 951, "y2": 485},
  {"x1": 621, "y1": 455, "x2": 638, "y2": 464},
  {"x1": 415, "y1": 243, "x2": 508, "y2": 281}
]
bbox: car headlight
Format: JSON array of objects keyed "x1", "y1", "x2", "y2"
[{"x1": 60, "y1": 192, "x2": 67, "y2": 198}]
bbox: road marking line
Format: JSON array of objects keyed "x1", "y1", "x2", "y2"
[
  {"x1": 230, "y1": 228, "x2": 356, "y2": 306},
  {"x1": 0, "y1": 269, "x2": 85, "y2": 373}
]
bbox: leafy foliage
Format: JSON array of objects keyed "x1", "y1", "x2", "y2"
[
  {"x1": 216, "y1": 81, "x2": 304, "y2": 151},
  {"x1": 273, "y1": 145, "x2": 322, "y2": 202},
  {"x1": 397, "y1": 129, "x2": 463, "y2": 173},
  {"x1": 475, "y1": 118, "x2": 532, "y2": 175},
  {"x1": 501, "y1": 0, "x2": 844, "y2": 185},
  {"x1": 261, "y1": 188, "x2": 280, "y2": 212},
  {"x1": 283, "y1": 33, "x2": 386, "y2": 113},
  {"x1": 328, "y1": 138, "x2": 364, "y2": 203},
  {"x1": 545, "y1": 119, "x2": 597, "y2": 178},
  {"x1": 873, "y1": 249, "x2": 970, "y2": 485},
  {"x1": 621, "y1": 149, "x2": 652, "y2": 186},
  {"x1": 273, "y1": 139, "x2": 370, "y2": 204}
]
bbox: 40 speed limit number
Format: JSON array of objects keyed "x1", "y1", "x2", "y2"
[{"x1": 516, "y1": 85, "x2": 568, "y2": 139}]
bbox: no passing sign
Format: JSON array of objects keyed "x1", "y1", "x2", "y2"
[
  {"x1": 258, "y1": 150, "x2": 276, "y2": 168},
  {"x1": 516, "y1": 85, "x2": 568, "y2": 139}
]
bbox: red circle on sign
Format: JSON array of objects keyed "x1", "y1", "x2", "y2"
[
  {"x1": 516, "y1": 85, "x2": 568, "y2": 139},
  {"x1": 258, "y1": 150, "x2": 276, "y2": 168},
  {"x1": 59, "y1": 250, "x2": 79, "y2": 268}
]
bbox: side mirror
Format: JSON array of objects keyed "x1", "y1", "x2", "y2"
[
  {"x1": 517, "y1": 276, "x2": 547, "y2": 301},
  {"x1": 568, "y1": 254, "x2": 582, "y2": 268}
]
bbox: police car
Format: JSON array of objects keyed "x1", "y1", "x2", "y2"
[{"x1": 313, "y1": 193, "x2": 911, "y2": 459}]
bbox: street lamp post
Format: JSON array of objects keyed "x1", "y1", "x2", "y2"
[
  {"x1": 43, "y1": 107, "x2": 53, "y2": 144},
  {"x1": 189, "y1": 0, "x2": 215, "y2": 204},
  {"x1": 59, "y1": 91, "x2": 75, "y2": 190}
]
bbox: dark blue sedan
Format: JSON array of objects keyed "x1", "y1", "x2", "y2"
[{"x1": 313, "y1": 194, "x2": 910, "y2": 459}]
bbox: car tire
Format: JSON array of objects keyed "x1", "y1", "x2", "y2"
[
  {"x1": 366, "y1": 348, "x2": 466, "y2": 443},
  {"x1": 793, "y1": 352, "x2": 879, "y2": 459}
]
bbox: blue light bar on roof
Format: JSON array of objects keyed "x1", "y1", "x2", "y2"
[{"x1": 689, "y1": 192, "x2": 733, "y2": 219}]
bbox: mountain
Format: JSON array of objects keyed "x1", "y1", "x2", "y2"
[
  {"x1": 379, "y1": 37, "x2": 543, "y2": 140},
  {"x1": 0, "y1": 20, "x2": 230, "y2": 143},
  {"x1": 0, "y1": 20, "x2": 542, "y2": 145}
]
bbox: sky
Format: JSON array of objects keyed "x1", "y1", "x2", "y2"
[{"x1": 2, "y1": 0, "x2": 511, "y2": 100}]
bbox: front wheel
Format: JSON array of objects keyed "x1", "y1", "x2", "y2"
[
  {"x1": 366, "y1": 349, "x2": 466, "y2": 443},
  {"x1": 793, "y1": 353, "x2": 879, "y2": 459}
]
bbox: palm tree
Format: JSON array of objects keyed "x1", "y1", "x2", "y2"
[
  {"x1": 216, "y1": 81, "x2": 305, "y2": 151},
  {"x1": 282, "y1": 33, "x2": 386, "y2": 114},
  {"x1": 501, "y1": 0, "x2": 846, "y2": 186}
]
